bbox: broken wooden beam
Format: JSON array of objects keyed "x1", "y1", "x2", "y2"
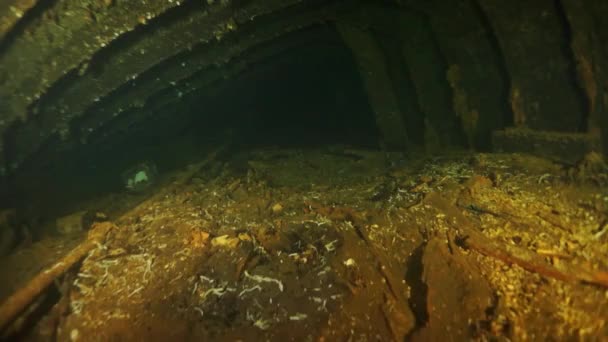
[
  {"x1": 0, "y1": 222, "x2": 116, "y2": 334},
  {"x1": 424, "y1": 192, "x2": 608, "y2": 289},
  {"x1": 456, "y1": 229, "x2": 608, "y2": 288}
]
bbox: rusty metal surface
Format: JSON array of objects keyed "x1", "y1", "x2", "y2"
[
  {"x1": 0, "y1": 0, "x2": 606, "y2": 177},
  {"x1": 0, "y1": 0, "x2": 38, "y2": 42},
  {"x1": 0, "y1": 0, "x2": 181, "y2": 122},
  {"x1": 0, "y1": 0, "x2": 304, "y2": 172},
  {"x1": 477, "y1": 0, "x2": 586, "y2": 132},
  {"x1": 413, "y1": 0, "x2": 510, "y2": 150}
]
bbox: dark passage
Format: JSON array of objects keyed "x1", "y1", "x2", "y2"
[
  {"x1": 4, "y1": 27, "x2": 380, "y2": 226},
  {"x1": 192, "y1": 38, "x2": 380, "y2": 149}
]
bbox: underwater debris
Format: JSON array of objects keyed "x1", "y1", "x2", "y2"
[
  {"x1": 211, "y1": 235, "x2": 240, "y2": 249},
  {"x1": 538, "y1": 173, "x2": 552, "y2": 184},
  {"x1": 199, "y1": 275, "x2": 215, "y2": 284},
  {"x1": 246, "y1": 310, "x2": 272, "y2": 330},
  {"x1": 56, "y1": 211, "x2": 88, "y2": 235},
  {"x1": 1, "y1": 149, "x2": 606, "y2": 340},
  {"x1": 271, "y1": 203, "x2": 283, "y2": 214},
  {"x1": 127, "y1": 286, "x2": 144, "y2": 298},
  {"x1": 193, "y1": 306, "x2": 204, "y2": 317},
  {"x1": 201, "y1": 284, "x2": 236, "y2": 300},
  {"x1": 70, "y1": 328, "x2": 79, "y2": 341},
  {"x1": 593, "y1": 223, "x2": 607, "y2": 240},
  {"x1": 243, "y1": 271, "x2": 284, "y2": 292},
  {"x1": 343, "y1": 258, "x2": 356, "y2": 267},
  {"x1": 72, "y1": 279, "x2": 93, "y2": 295},
  {"x1": 253, "y1": 318, "x2": 271, "y2": 330},
  {"x1": 289, "y1": 313, "x2": 308, "y2": 321},
  {"x1": 0, "y1": 222, "x2": 116, "y2": 332},
  {"x1": 126, "y1": 253, "x2": 155, "y2": 282},
  {"x1": 324, "y1": 239, "x2": 338, "y2": 252},
  {"x1": 301, "y1": 214, "x2": 333, "y2": 228},
  {"x1": 238, "y1": 285, "x2": 262, "y2": 297},
  {"x1": 317, "y1": 266, "x2": 331, "y2": 276},
  {"x1": 70, "y1": 300, "x2": 84, "y2": 315},
  {"x1": 310, "y1": 296, "x2": 328, "y2": 312},
  {"x1": 185, "y1": 230, "x2": 210, "y2": 248},
  {"x1": 121, "y1": 162, "x2": 158, "y2": 192},
  {"x1": 425, "y1": 192, "x2": 608, "y2": 288}
]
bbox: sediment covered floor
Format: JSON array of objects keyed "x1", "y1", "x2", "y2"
[{"x1": 1, "y1": 147, "x2": 607, "y2": 340}]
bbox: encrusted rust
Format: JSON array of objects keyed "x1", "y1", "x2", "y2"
[
  {"x1": 446, "y1": 64, "x2": 479, "y2": 149},
  {"x1": 509, "y1": 85, "x2": 526, "y2": 127},
  {"x1": 476, "y1": 0, "x2": 586, "y2": 131},
  {"x1": 0, "y1": 0, "x2": 606, "y2": 176},
  {"x1": 1, "y1": 0, "x2": 306, "y2": 171},
  {"x1": 336, "y1": 22, "x2": 409, "y2": 150}
]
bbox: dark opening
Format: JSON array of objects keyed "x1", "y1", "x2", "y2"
[
  {"x1": 89, "y1": 26, "x2": 380, "y2": 181},
  {"x1": 191, "y1": 41, "x2": 380, "y2": 150},
  {"x1": 3, "y1": 26, "x2": 380, "y2": 223}
]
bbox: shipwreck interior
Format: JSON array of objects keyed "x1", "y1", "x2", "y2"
[{"x1": 0, "y1": 0, "x2": 607, "y2": 341}]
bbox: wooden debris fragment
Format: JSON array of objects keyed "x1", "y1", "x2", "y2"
[
  {"x1": 425, "y1": 192, "x2": 608, "y2": 288},
  {"x1": 0, "y1": 222, "x2": 117, "y2": 333},
  {"x1": 456, "y1": 228, "x2": 608, "y2": 288}
]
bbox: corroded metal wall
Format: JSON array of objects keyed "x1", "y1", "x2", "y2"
[{"x1": 0, "y1": 0, "x2": 606, "y2": 183}]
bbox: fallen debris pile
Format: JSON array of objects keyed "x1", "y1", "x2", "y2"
[{"x1": 0, "y1": 148, "x2": 606, "y2": 340}]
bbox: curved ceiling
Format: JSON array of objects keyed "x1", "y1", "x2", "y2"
[{"x1": 0, "y1": 0, "x2": 606, "y2": 181}]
